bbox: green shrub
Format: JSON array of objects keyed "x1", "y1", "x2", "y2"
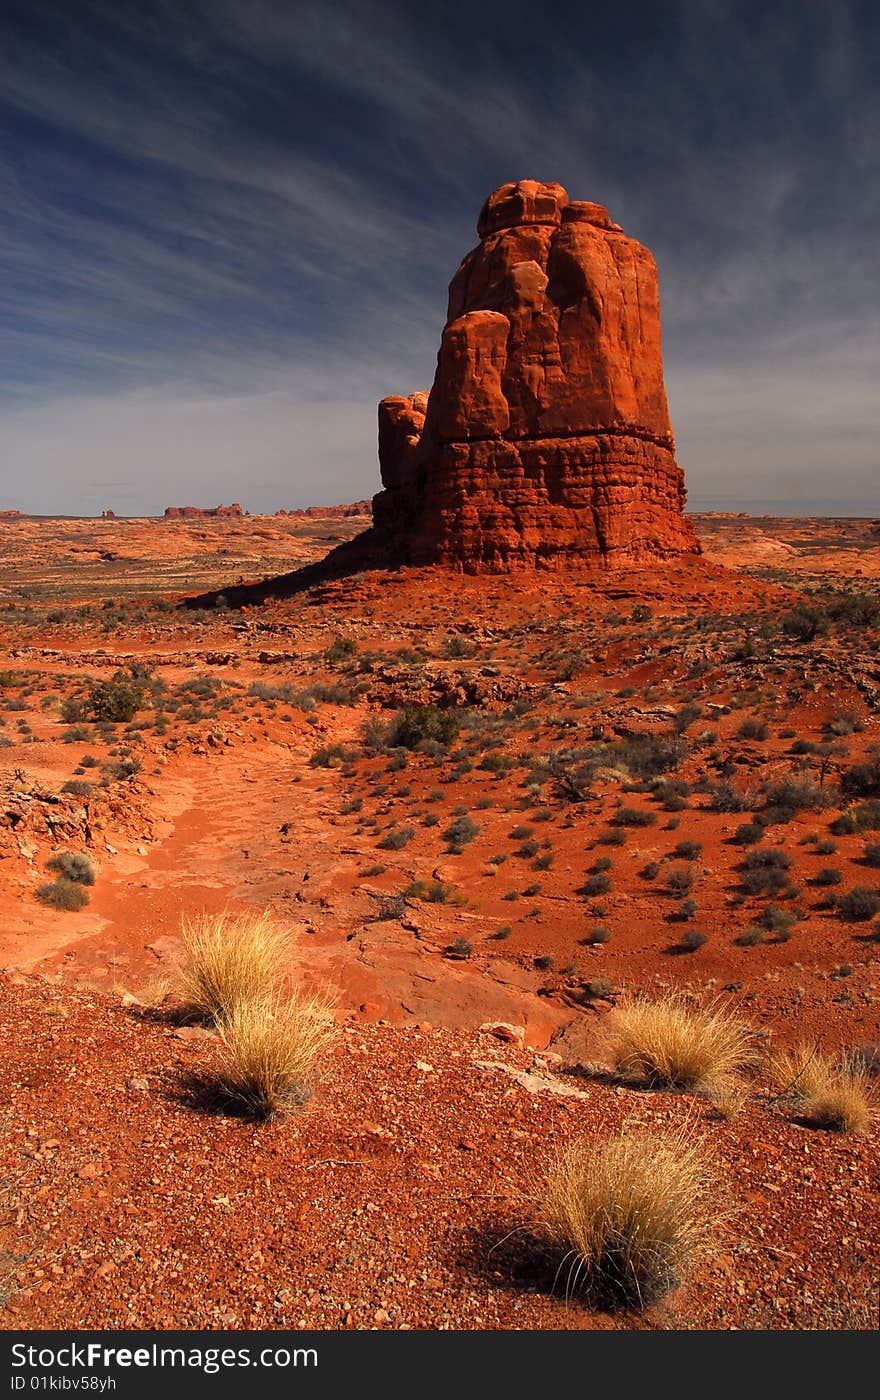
[
  {"x1": 310, "y1": 743, "x2": 357, "y2": 768},
  {"x1": 782, "y1": 605, "x2": 827, "y2": 642},
  {"x1": 325, "y1": 635, "x2": 357, "y2": 663},
  {"x1": 709, "y1": 783, "x2": 748, "y2": 814},
  {"x1": 388, "y1": 705, "x2": 460, "y2": 751},
  {"x1": 735, "y1": 926, "x2": 765, "y2": 947},
  {"x1": 86, "y1": 671, "x2": 144, "y2": 723},
  {"x1": 757, "y1": 905, "x2": 799, "y2": 936}
]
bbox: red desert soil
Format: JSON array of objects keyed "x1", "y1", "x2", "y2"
[{"x1": 1, "y1": 509, "x2": 878, "y2": 1330}]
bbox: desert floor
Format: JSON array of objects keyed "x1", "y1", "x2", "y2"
[{"x1": 1, "y1": 510, "x2": 877, "y2": 1330}]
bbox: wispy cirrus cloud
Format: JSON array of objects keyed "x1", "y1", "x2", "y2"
[{"x1": 0, "y1": 0, "x2": 877, "y2": 514}]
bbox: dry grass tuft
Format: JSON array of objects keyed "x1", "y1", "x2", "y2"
[
  {"x1": 706, "y1": 1078, "x2": 748, "y2": 1121},
  {"x1": 540, "y1": 1127, "x2": 719, "y2": 1308},
  {"x1": 771, "y1": 1041, "x2": 873, "y2": 1135},
  {"x1": 610, "y1": 993, "x2": 758, "y2": 1092},
  {"x1": 178, "y1": 909, "x2": 288, "y2": 1023},
  {"x1": 215, "y1": 992, "x2": 337, "y2": 1120}
]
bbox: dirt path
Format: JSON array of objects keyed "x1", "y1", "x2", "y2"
[{"x1": 21, "y1": 737, "x2": 570, "y2": 1047}]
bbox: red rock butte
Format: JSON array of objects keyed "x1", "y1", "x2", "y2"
[{"x1": 372, "y1": 180, "x2": 700, "y2": 570}]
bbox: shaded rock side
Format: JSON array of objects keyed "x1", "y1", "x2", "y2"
[{"x1": 373, "y1": 179, "x2": 699, "y2": 570}]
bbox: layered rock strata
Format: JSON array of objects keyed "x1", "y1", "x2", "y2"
[{"x1": 372, "y1": 180, "x2": 699, "y2": 569}]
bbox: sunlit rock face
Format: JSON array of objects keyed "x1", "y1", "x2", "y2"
[{"x1": 372, "y1": 180, "x2": 699, "y2": 570}]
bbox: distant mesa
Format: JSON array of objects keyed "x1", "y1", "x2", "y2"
[
  {"x1": 372, "y1": 179, "x2": 699, "y2": 570},
  {"x1": 276, "y1": 501, "x2": 373, "y2": 520},
  {"x1": 0, "y1": 509, "x2": 22, "y2": 519},
  {"x1": 164, "y1": 503, "x2": 245, "y2": 519}
]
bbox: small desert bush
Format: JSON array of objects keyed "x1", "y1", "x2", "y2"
[
  {"x1": 444, "y1": 814, "x2": 479, "y2": 851},
  {"x1": 840, "y1": 755, "x2": 880, "y2": 800},
  {"x1": 612, "y1": 806, "x2": 656, "y2": 828},
  {"x1": 666, "y1": 864, "x2": 696, "y2": 896},
  {"x1": 61, "y1": 778, "x2": 93, "y2": 797},
  {"x1": 782, "y1": 604, "x2": 827, "y2": 643},
  {"x1": 610, "y1": 994, "x2": 757, "y2": 1092},
  {"x1": 835, "y1": 886, "x2": 880, "y2": 922},
  {"x1": 708, "y1": 783, "x2": 748, "y2": 814},
  {"x1": 387, "y1": 704, "x2": 460, "y2": 751},
  {"x1": 215, "y1": 992, "x2": 336, "y2": 1120},
  {"x1": 814, "y1": 866, "x2": 843, "y2": 886},
  {"x1": 87, "y1": 670, "x2": 145, "y2": 723},
  {"x1": 581, "y1": 872, "x2": 611, "y2": 896},
  {"x1": 46, "y1": 852, "x2": 95, "y2": 885},
  {"x1": 830, "y1": 799, "x2": 880, "y2": 835},
  {"x1": 740, "y1": 846, "x2": 795, "y2": 898},
  {"x1": 178, "y1": 909, "x2": 288, "y2": 1023},
  {"x1": 737, "y1": 718, "x2": 768, "y2": 741},
  {"x1": 377, "y1": 825, "x2": 415, "y2": 850},
  {"x1": 672, "y1": 840, "x2": 702, "y2": 861},
  {"x1": 538, "y1": 1127, "x2": 718, "y2": 1308},
  {"x1": 310, "y1": 743, "x2": 356, "y2": 769},
  {"x1": 771, "y1": 1042, "x2": 873, "y2": 1134},
  {"x1": 761, "y1": 775, "x2": 831, "y2": 822},
  {"x1": 36, "y1": 877, "x2": 89, "y2": 911},
  {"x1": 679, "y1": 929, "x2": 707, "y2": 951}
]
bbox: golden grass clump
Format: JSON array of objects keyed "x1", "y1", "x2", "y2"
[
  {"x1": 771, "y1": 1041, "x2": 873, "y2": 1135},
  {"x1": 178, "y1": 909, "x2": 288, "y2": 1023},
  {"x1": 541, "y1": 1127, "x2": 718, "y2": 1308},
  {"x1": 610, "y1": 993, "x2": 758, "y2": 1092},
  {"x1": 216, "y1": 992, "x2": 337, "y2": 1120}
]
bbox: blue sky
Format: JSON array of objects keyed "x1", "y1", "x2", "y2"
[{"x1": 1, "y1": 0, "x2": 877, "y2": 516}]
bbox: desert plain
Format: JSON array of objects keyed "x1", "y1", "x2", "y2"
[{"x1": 0, "y1": 506, "x2": 877, "y2": 1331}]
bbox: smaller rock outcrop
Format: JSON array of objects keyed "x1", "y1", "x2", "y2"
[
  {"x1": 275, "y1": 501, "x2": 373, "y2": 520},
  {"x1": 163, "y1": 504, "x2": 245, "y2": 520}
]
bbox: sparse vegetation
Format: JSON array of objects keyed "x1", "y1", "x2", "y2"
[
  {"x1": 177, "y1": 909, "x2": 288, "y2": 1023},
  {"x1": 771, "y1": 1042, "x2": 873, "y2": 1134},
  {"x1": 539, "y1": 1128, "x2": 718, "y2": 1308},
  {"x1": 215, "y1": 991, "x2": 337, "y2": 1120},
  {"x1": 36, "y1": 877, "x2": 89, "y2": 911},
  {"x1": 46, "y1": 852, "x2": 95, "y2": 885},
  {"x1": 610, "y1": 994, "x2": 757, "y2": 1092}
]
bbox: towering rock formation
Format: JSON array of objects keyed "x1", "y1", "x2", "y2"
[{"x1": 373, "y1": 180, "x2": 699, "y2": 569}]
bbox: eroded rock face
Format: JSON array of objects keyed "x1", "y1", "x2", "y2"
[{"x1": 373, "y1": 179, "x2": 699, "y2": 569}]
